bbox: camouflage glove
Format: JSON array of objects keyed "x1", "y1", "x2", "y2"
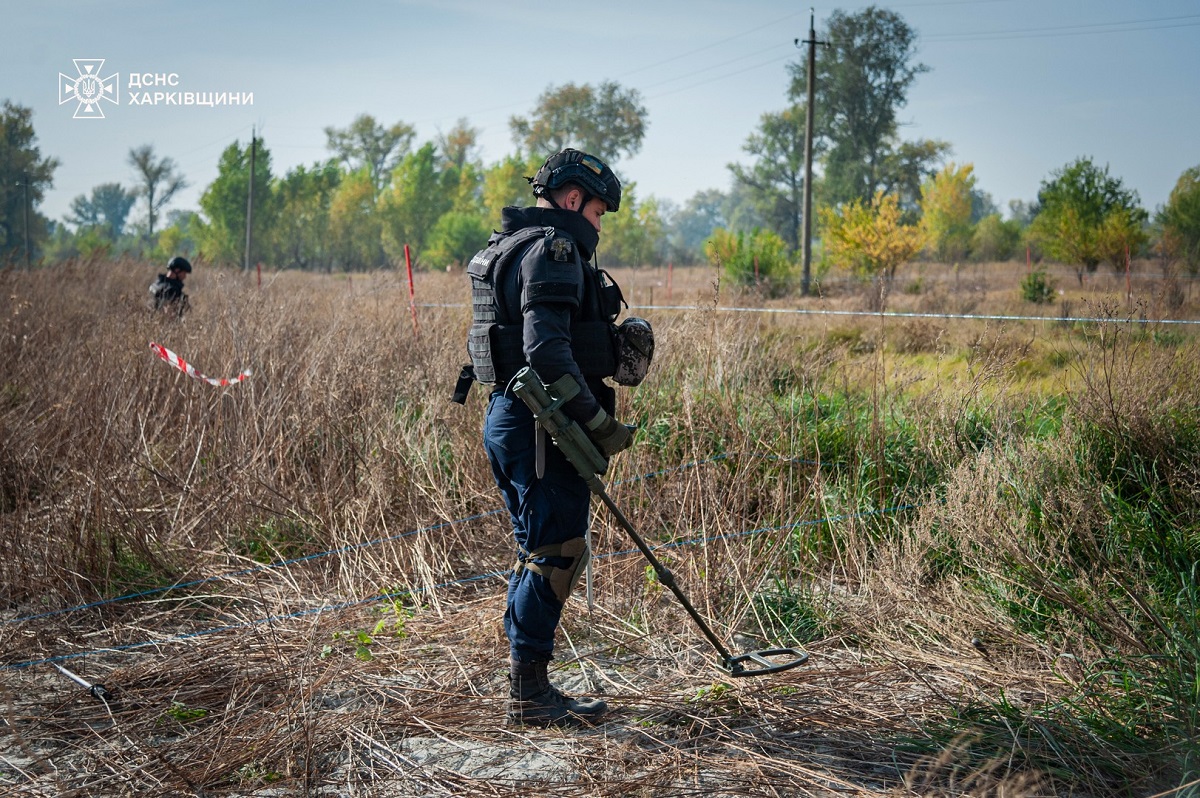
[{"x1": 585, "y1": 408, "x2": 634, "y2": 458}]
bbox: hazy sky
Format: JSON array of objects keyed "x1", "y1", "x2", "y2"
[{"x1": 4, "y1": 0, "x2": 1198, "y2": 226}]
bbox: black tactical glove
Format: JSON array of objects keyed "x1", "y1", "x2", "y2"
[{"x1": 585, "y1": 408, "x2": 634, "y2": 458}]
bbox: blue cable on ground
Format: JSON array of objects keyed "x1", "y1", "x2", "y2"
[
  {"x1": 0, "y1": 501, "x2": 918, "y2": 673},
  {"x1": 6, "y1": 454, "x2": 745, "y2": 625}
]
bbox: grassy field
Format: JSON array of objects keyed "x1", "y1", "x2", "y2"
[{"x1": 1, "y1": 256, "x2": 1198, "y2": 796}]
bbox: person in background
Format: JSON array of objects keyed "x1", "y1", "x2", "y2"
[{"x1": 149, "y1": 256, "x2": 192, "y2": 316}]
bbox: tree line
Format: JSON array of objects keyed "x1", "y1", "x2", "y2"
[{"x1": 2, "y1": 6, "x2": 1198, "y2": 287}]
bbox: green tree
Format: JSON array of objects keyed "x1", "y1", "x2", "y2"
[
  {"x1": 1007, "y1": 199, "x2": 1038, "y2": 228},
  {"x1": 971, "y1": 187, "x2": 999, "y2": 223},
  {"x1": 66, "y1": 182, "x2": 137, "y2": 241},
  {"x1": 668, "y1": 189, "x2": 728, "y2": 263},
  {"x1": 510, "y1": 81, "x2": 647, "y2": 163},
  {"x1": 270, "y1": 161, "x2": 342, "y2": 270},
  {"x1": 704, "y1": 227, "x2": 794, "y2": 297},
  {"x1": 1159, "y1": 165, "x2": 1200, "y2": 274},
  {"x1": 728, "y1": 105, "x2": 805, "y2": 252},
  {"x1": 1029, "y1": 157, "x2": 1147, "y2": 284},
  {"x1": 437, "y1": 121, "x2": 486, "y2": 218},
  {"x1": 324, "y1": 114, "x2": 415, "y2": 193},
  {"x1": 0, "y1": 101, "x2": 60, "y2": 263},
  {"x1": 196, "y1": 137, "x2": 275, "y2": 266},
  {"x1": 971, "y1": 214, "x2": 1020, "y2": 262},
  {"x1": 601, "y1": 184, "x2": 665, "y2": 268},
  {"x1": 877, "y1": 138, "x2": 952, "y2": 215},
  {"x1": 919, "y1": 162, "x2": 976, "y2": 262},
  {"x1": 437, "y1": 118, "x2": 481, "y2": 171},
  {"x1": 378, "y1": 143, "x2": 454, "y2": 264},
  {"x1": 424, "y1": 211, "x2": 491, "y2": 270},
  {"x1": 328, "y1": 168, "x2": 385, "y2": 270},
  {"x1": 128, "y1": 144, "x2": 187, "y2": 244},
  {"x1": 1020, "y1": 269, "x2": 1056, "y2": 304},
  {"x1": 1096, "y1": 206, "x2": 1148, "y2": 274},
  {"x1": 153, "y1": 210, "x2": 201, "y2": 264},
  {"x1": 788, "y1": 7, "x2": 943, "y2": 207},
  {"x1": 725, "y1": 180, "x2": 767, "y2": 234},
  {"x1": 482, "y1": 154, "x2": 542, "y2": 229}
]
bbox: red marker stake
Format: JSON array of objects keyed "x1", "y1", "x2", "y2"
[{"x1": 404, "y1": 243, "x2": 420, "y2": 338}]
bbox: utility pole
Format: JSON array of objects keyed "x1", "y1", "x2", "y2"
[
  {"x1": 244, "y1": 126, "x2": 256, "y2": 272},
  {"x1": 797, "y1": 9, "x2": 827, "y2": 296},
  {"x1": 19, "y1": 173, "x2": 30, "y2": 268}
]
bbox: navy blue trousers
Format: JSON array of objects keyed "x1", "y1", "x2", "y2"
[{"x1": 484, "y1": 391, "x2": 590, "y2": 663}]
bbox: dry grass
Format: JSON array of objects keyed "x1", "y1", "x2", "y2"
[{"x1": 2, "y1": 257, "x2": 1198, "y2": 796}]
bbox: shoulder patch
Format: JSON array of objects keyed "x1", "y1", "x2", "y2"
[{"x1": 550, "y1": 238, "x2": 574, "y2": 262}]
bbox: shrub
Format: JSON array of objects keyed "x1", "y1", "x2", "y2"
[
  {"x1": 1020, "y1": 269, "x2": 1055, "y2": 304},
  {"x1": 704, "y1": 227, "x2": 794, "y2": 296}
]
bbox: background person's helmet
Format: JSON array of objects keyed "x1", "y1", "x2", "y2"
[
  {"x1": 529, "y1": 148, "x2": 622, "y2": 213},
  {"x1": 167, "y1": 256, "x2": 192, "y2": 274}
]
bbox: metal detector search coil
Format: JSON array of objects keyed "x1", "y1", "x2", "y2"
[{"x1": 510, "y1": 367, "x2": 809, "y2": 679}]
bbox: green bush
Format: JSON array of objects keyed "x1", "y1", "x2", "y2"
[
  {"x1": 1020, "y1": 269, "x2": 1056, "y2": 304},
  {"x1": 704, "y1": 227, "x2": 794, "y2": 297}
]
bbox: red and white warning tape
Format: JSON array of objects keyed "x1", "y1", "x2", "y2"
[{"x1": 149, "y1": 342, "x2": 251, "y2": 387}]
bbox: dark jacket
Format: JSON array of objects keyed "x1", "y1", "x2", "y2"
[
  {"x1": 483, "y1": 206, "x2": 617, "y2": 422},
  {"x1": 149, "y1": 274, "x2": 189, "y2": 315}
]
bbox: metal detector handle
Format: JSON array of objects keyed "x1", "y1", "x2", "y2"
[
  {"x1": 592, "y1": 491, "x2": 738, "y2": 665},
  {"x1": 510, "y1": 368, "x2": 609, "y2": 492}
]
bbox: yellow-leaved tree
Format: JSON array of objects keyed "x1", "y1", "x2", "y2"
[
  {"x1": 819, "y1": 190, "x2": 925, "y2": 307},
  {"x1": 920, "y1": 162, "x2": 976, "y2": 262}
]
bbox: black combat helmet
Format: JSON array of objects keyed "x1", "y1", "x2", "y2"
[
  {"x1": 167, "y1": 256, "x2": 192, "y2": 274},
  {"x1": 529, "y1": 148, "x2": 622, "y2": 213}
]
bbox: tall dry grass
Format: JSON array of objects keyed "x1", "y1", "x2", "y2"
[{"x1": 1, "y1": 256, "x2": 1198, "y2": 796}]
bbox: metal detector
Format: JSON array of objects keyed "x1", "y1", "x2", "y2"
[{"x1": 511, "y1": 368, "x2": 809, "y2": 678}]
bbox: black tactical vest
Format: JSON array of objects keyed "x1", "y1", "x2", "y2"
[{"x1": 465, "y1": 226, "x2": 623, "y2": 386}]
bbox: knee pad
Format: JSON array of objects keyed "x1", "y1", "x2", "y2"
[{"x1": 515, "y1": 536, "x2": 590, "y2": 604}]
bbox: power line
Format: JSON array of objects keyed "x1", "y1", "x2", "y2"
[
  {"x1": 923, "y1": 12, "x2": 1200, "y2": 42},
  {"x1": 636, "y1": 42, "x2": 792, "y2": 93},
  {"x1": 618, "y1": 10, "x2": 808, "y2": 79},
  {"x1": 646, "y1": 52, "x2": 797, "y2": 101}
]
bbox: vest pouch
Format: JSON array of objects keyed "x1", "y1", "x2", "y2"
[
  {"x1": 467, "y1": 323, "x2": 497, "y2": 384},
  {"x1": 613, "y1": 317, "x2": 655, "y2": 386}
]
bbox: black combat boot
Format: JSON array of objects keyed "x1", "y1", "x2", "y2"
[{"x1": 507, "y1": 658, "x2": 607, "y2": 727}]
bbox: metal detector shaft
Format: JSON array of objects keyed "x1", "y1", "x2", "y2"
[
  {"x1": 592, "y1": 490, "x2": 735, "y2": 664},
  {"x1": 52, "y1": 663, "x2": 116, "y2": 703},
  {"x1": 596, "y1": 482, "x2": 808, "y2": 676},
  {"x1": 510, "y1": 367, "x2": 809, "y2": 678}
]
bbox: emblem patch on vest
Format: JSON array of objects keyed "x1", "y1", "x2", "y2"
[{"x1": 550, "y1": 238, "x2": 573, "y2": 262}]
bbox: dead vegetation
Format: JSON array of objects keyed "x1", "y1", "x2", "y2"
[{"x1": 2, "y1": 258, "x2": 1198, "y2": 796}]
